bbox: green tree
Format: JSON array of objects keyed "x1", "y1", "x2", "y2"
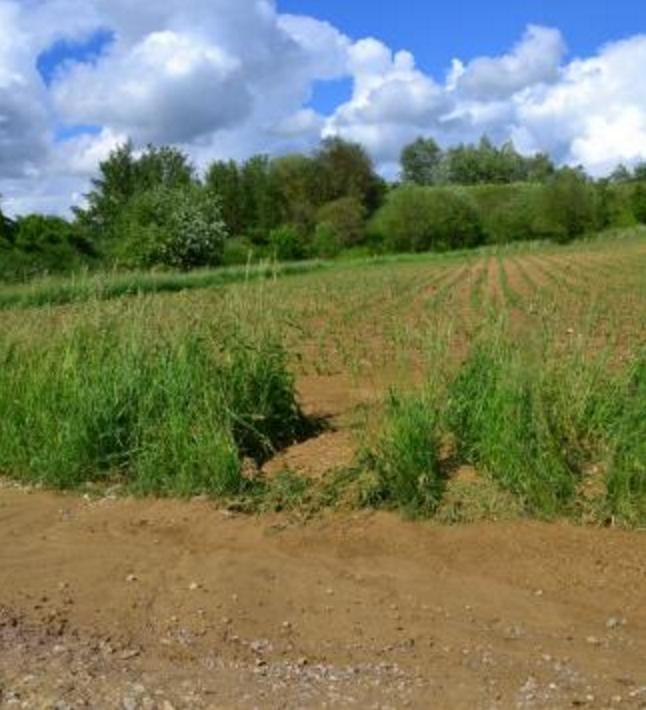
[
  {"x1": 370, "y1": 185, "x2": 483, "y2": 253},
  {"x1": 241, "y1": 155, "x2": 283, "y2": 242},
  {"x1": 268, "y1": 224, "x2": 308, "y2": 261},
  {"x1": 537, "y1": 168, "x2": 601, "y2": 242},
  {"x1": 75, "y1": 142, "x2": 196, "y2": 246},
  {"x1": 0, "y1": 198, "x2": 14, "y2": 246},
  {"x1": 633, "y1": 162, "x2": 646, "y2": 182},
  {"x1": 400, "y1": 137, "x2": 443, "y2": 186},
  {"x1": 270, "y1": 154, "x2": 321, "y2": 233},
  {"x1": 315, "y1": 137, "x2": 385, "y2": 212},
  {"x1": 632, "y1": 183, "x2": 646, "y2": 224},
  {"x1": 205, "y1": 160, "x2": 246, "y2": 236},
  {"x1": 609, "y1": 164, "x2": 632, "y2": 184},
  {"x1": 120, "y1": 185, "x2": 228, "y2": 269}
]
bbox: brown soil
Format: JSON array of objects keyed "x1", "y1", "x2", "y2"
[
  {"x1": 485, "y1": 258, "x2": 505, "y2": 310},
  {"x1": 262, "y1": 430, "x2": 356, "y2": 480},
  {"x1": 2, "y1": 486, "x2": 646, "y2": 709}
]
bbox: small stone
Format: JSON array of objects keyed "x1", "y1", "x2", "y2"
[
  {"x1": 188, "y1": 582, "x2": 200, "y2": 592},
  {"x1": 586, "y1": 636, "x2": 601, "y2": 646},
  {"x1": 606, "y1": 617, "x2": 623, "y2": 629},
  {"x1": 122, "y1": 699, "x2": 138, "y2": 710},
  {"x1": 126, "y1": 574, "x2": 138, "y2": 583}
]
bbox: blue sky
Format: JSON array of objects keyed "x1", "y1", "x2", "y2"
[{"x1": 280, "y1": 0, "x2": 646, "y2": 80}]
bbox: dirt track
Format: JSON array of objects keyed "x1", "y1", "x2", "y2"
[{"x1": 2, "y1": 485, "x2": 646, "y2": 709}]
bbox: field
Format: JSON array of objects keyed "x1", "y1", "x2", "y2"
[{"x1": 2, "y1": 230, "x2": 646, "y2": 707}]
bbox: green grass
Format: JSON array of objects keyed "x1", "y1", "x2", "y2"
[
  {"x1": 3, "y1": 232, "x2": 630, "y2": 312},
  {"x1": 360, "y1": 389, "x2": 445, "y2": 516},
  {"x1": 361, "y1": 323, "x2": 645, "y2": 524},
  {"x1": 606, "y1": 356, "x2": 646, "y2": 525},
  {"x1": 1, "y1": 229, "x2": 645, "y2": 526},
  {"x1": 0, "y1": 260, "x2": 328, "y2": 311},
  {"x1": 0, "y1": 294, "x2": 307, "y2": 497}
]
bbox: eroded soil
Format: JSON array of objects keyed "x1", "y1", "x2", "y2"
[{"x1": 2, "y1": 486, "x2": 646, "y2": 709}]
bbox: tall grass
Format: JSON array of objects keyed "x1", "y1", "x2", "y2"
[
  {"x1": 606, "y1": 356, "x2": 646, "y2": 524},
  {"x1": 362, "y1": 323, "x2": 645, "y2": 525},
  {"x1": 0, "y1": 260, "x2": 328, "y2": 311},
  {"x1": 0, "y1": 295, "x2": 306, "y2": 496},
  {"x1": 360, "y1": 390, "x2": 445, "y2": 516}
]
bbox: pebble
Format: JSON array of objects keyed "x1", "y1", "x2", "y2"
[
  {"x1": 126, "y1": 574, "x2": 138, "y2": 583},
  {"x1": 606, "y1": 616, "x2": 625, "y2": 630}
]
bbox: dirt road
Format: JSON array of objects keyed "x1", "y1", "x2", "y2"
[{"x1": 1, "y1": 484, "x2": 646, "y2": 709}]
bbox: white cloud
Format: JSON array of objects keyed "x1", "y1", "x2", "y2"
[
  {"x1": 452, "y1": 26, "x2": 566, "y2": 100},
  {"x1": 52, "y1": 31, "x2": 252, "y2": 144},
  {"x1": 3, "y1": 0, "x2": 646, "y2": 214}
]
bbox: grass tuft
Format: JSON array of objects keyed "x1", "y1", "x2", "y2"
[{"x1": 0, "y1": 297, "x2": 306, "y2": 497}]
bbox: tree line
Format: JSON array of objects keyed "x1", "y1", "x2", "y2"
[{"x1": 2, "y1": 135, "x2": 646, "y2": 281}]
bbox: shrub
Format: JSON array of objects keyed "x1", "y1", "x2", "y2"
[
  {"x1": 536, "y1": 170, "x2": 601, "y2": 243},
  {"x1": 0, "y1": 215, "x2": 96, "y2": 281},
  {"x1": 119, "y1": 185, "x2": 228, "y2": 269},
  {"x1": 268, "y1": 224, "x2": 308, "y2": 261},
  {"x1": 222, "y1": 236, "x2": 257, "y2": 266},
  {"x1": 470, "y1": 185, "x2": 543, "y2": 243},
  {"x1": 631, "y1": 183, "x2": 646, "y2": 224},
  {"x1": 370, "y1": 185, "x2": 483, "y2": 253},
  {"x1": 316, "y1": 197, "x2": 367, "y2": 247},
  {"x1": 597, "y1": 182, "x2": 636, "y2": 229},
  {"x1": 311, "y1": 222, "x2": 343, "y2": 259}
]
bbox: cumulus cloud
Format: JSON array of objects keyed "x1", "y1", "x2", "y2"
[
  {"x1": 3, "y1": 0, "x2": 646, "y2": 214},
  {"x1": 451, "y1": 26, "x2": 566, "y2": 100},
  {"x1": 0, "y1": 2, "x2": 51, "y2": 179},
  {"x1": 52, "y1": 32, "x2": 252, "y2": 144}
]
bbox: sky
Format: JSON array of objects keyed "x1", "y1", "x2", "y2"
[{"x1": 2, "y1": 0, "x2": 646, "y2": 215}]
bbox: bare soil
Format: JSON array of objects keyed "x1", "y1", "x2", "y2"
[{"x1": 2, "y1": 485, "x2": 646, "y2": 709}]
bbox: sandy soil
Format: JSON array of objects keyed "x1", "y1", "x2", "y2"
[{"x1": 2, "y1": 485, "x2": 646, "y2": 710}]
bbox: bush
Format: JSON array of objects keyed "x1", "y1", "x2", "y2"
[
  {"x1": 268, "y1": 224, "x2": 308, "y2": 261},
  {"x1": 0, "y1": 215, "x2": 96, "y2": 281},
  {"x1": 311, "y1": 222, "x2": 343, "y2": 259},
  {"x1": 119, "y1": 186, "x2": 228, "y2": 269},
  {"x1": 370, "y1": 185, "x2": 483, "y2": 253},
  {"x1": 536, "y1": 170, "x2": 601, "y2": 243},
  {"x1": 222, "y1": 236, "x2": 257, "y2": 266},
  {"x1": 468, "y1": 184, "x2": 542, "y2": 244},
  {"x1": 597, "y1": 182, "x2": 636, "y2": 229},
  {"x1": 316, "y1": 197, "x2": 367, "y2": 247},
  {"x1": 631, "y1": 183, "x2": 646, "y2": 224}
]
